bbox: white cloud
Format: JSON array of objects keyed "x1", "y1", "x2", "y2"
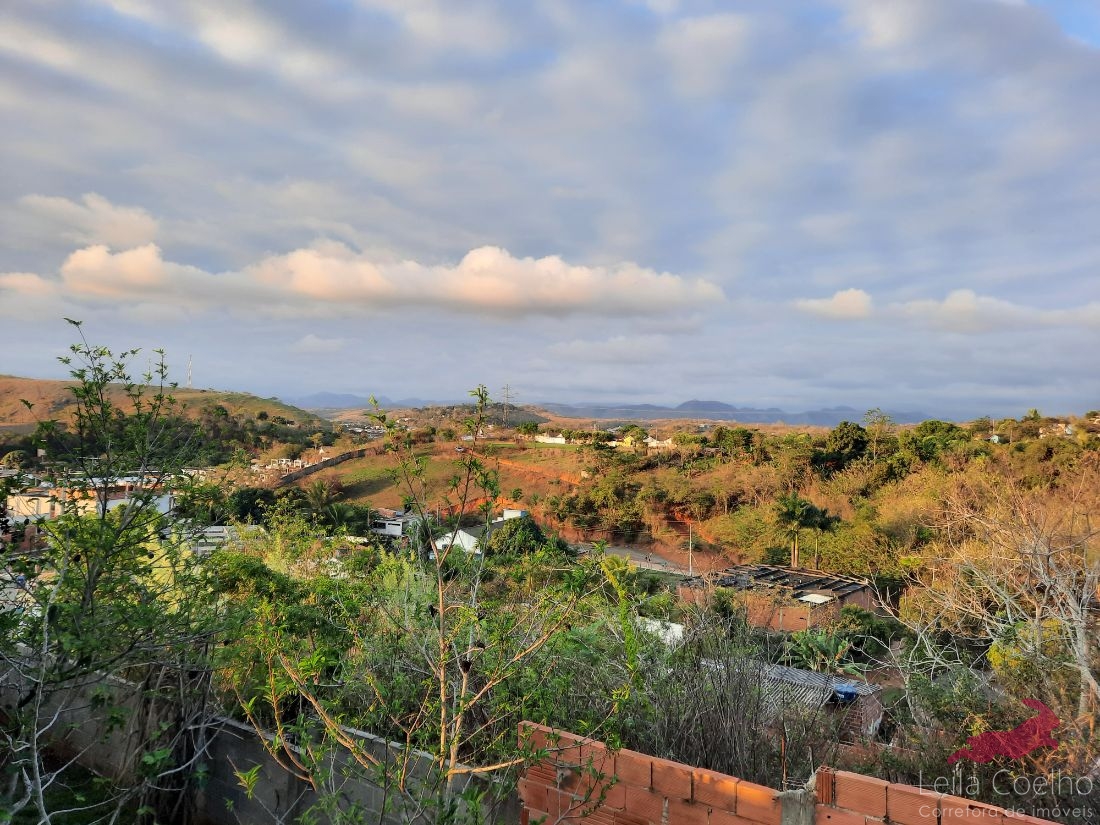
[
  {"x1": 9, "y1": 242, "x2": 724, "y2": 320},
  {"x1": 0, "y1": 19, "x2": 81, "y2": 72},
  {"x1": 244, "y1": 243, "x2": 725, "y2": 317},
  {"x1": 796, "y1": 286, "x2": 1100, "y2": 333},
  {"x1": 60, "y1": 244, "x2": 192, "y2": 299},
  {"x1": 628, "y1": 0, "x2": 680, "y2": 15},
  {"x1": 0, "y1": 272, "x2": 63, "y2": 318},
  {"x1": 0, "y1": 271, "x2": 54, "y2": 297},
  {"x1": 893, "y1": 289, "x2": 1100, "y2": 333},
  {"x1": 18, "y1": 193, "x2": 158, "y2": 249},
  {"x1": 2, "y1": 0, "x2": 1098, "y2": 416},
  {"x1": 795, "y1": 288, "x2": 874, "y2": 319}
]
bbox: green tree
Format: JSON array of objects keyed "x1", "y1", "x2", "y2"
[
  {"x1": 0, "y1": 322, "x2": 218, "y2": 824},
  {"x1": 862, "y1": 408, "x2": 896, "y2": 462},
  {"x1": 230, "y1": 387, "x2": 608, "y2": 823},
  {"x1": 0, "y1": 449, "x2": 27, "y2": 468},
  {"x1": 302, "y1": 478, "x2": 342, "y2": 516},
  {"x1": 783, "y1": 629, "x2": 865, "y2": 676},
  {"x1": 823, "y1": 421, "x2": 868, "y2": 471},
  {"x1": 808, "y1": 506, "x2": 840, "y2": 569}
]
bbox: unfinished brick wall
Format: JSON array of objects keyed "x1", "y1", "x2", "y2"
[
  {"x1": 517, "y1": 723, "x2": 1057, "y2": 825},
  {"x1": 518, "y1": 722, "x2": 781, "y2": 825},
  {"x1": 814, "y1": 767, "x2": 1059, "y2": 825}
]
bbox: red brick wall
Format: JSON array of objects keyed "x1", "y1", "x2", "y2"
[
  {"x1": 517, "y1": 723, "x2": 1057, "y2": 825},
  {"x1": 743, "y1": 593, "x2": 812, "y2": 632},
  {"x1": 518, "y1": 722, "x2": 781, "y2": 824},
  {"x1": 814, "y1": 767, "x2": 1058, "y2": 825},
  {"x1": 675, "y1": 584, "x2": 708, "y2": 608}
]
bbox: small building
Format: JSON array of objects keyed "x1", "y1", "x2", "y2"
[
  {"x1": 433, "y1": 523, "x2": 498, "y2": 555},
  {"x1": 6, "y1": 480, "x2": 175, "y2": 522},
  {"x1": 1039, "y1": 422, "x2": 1074, "y2": 439},
  {"x1": 534, "y1": 434, "x2": 567, "y2": 445},
  {"x1": 369, "y1": 507, "x2": 423, "y2": 538},
  {"x1": 629, "y1": 618, "x2": 884, "y2": 742},
  {"x1": 680, "y1": 564, "x2": 875, "y2": 631},
  {"x1": 757, "y1": 662, "x2": 883, "y2": 740},
  {"x1": 432, "y1": 510, "x2": 527, "y2": 556}
]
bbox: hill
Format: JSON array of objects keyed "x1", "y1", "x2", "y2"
[{"x1": 0, "y1": 375, "x2": 323, "y2": 431}]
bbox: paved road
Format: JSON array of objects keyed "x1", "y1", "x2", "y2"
[{"x1": 575, "y1": 542, "x2": 697, "y2": 576}]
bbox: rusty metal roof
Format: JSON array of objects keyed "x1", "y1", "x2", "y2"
[{"x1": 715, "y1": 564, "x2": 870, "y2": 599}]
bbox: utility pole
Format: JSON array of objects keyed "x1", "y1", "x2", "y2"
[
  {"x1": 688, "y1": 522, "x2": 693, "y2": 577},
  {"x1": 501, "y1": 383, "x2": 514, "y2": 426}
]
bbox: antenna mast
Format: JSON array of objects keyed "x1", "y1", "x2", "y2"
[{"x1": 187, "y1": 355, "x2": 193, "y2": 389}]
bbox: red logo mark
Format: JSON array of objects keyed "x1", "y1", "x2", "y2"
[{"x1": 947, "y1": 699, "x2": 1059, "y2": 766}]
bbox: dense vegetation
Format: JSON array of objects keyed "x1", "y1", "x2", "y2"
[{"x1": 1, "y1": 337, "x2": 1097, "y2": 823}]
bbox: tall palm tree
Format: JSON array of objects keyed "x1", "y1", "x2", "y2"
[
  {"x1": 322, "y1": 502, "x2": 355, "y2": 531},
  {"x1": 303, "y1": 479, "x2": 341, "y2": 516},
  {"x1": 774, "y1": 492, "x2": 813, "y2": 568},
  {"x1": 810, "y1": 507, "x2": 841, "y2": 569}
]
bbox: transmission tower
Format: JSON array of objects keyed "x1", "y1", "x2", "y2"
[
  {"x1": 501, "y1": 383, "x2": 515, "y2": 426},
  {"x1": 187, "y1": 355, "x2": 193, "y2": 389}
]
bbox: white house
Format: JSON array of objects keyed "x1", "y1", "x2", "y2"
[
  {"x1": 6, "y1": 479, "x2": 175, "y2": 521},
  {"x1": 432, "y1": 510, "x2": 527, "y2": 556},
  {"x1": 369, "y1": 507, "x2": 424, "y2": 538}
]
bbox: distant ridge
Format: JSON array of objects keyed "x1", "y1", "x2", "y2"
[
  {"x1": 282, "y1": 392, "x2": 380, "y2": 409},
  {"x1": 538, "y1": 401, "x2": 928, "y2": 426},
  {"x1": 282, "y1": 392, "x2": 441, "y2": 410},
  {"x1": 278, "y1": 391, "x2": 930, "y2": 425}
]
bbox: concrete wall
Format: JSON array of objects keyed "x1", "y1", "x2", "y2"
[
  {"x1": 276, "y1": 448, "x2": 373, "y2": 487},
  {"x1": 206, "y1": 719, "x2": 520, "y2": 824},
  {"x1": 516, "y1": 722, "x2": 1058, "y2": 825},
  {"x1": 1, "y1": 662, "x2": 518, "y2": 825},
  {"x1": 194, "y1": 718, "x2": 518, "y2": 825}
]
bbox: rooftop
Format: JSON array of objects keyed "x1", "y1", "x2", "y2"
[{"x1": 683, "y1": 564, "x2": 870, "y2": 601}]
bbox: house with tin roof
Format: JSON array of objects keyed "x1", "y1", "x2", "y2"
[{"x1": 679, "y1": 564, "x2": 876, "y2": 632}]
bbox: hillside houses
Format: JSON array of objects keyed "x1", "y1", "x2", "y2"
[{"x1": 5, "y1": 476, "x2": 176, "y2": 522}]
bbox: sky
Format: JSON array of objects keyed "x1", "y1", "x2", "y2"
[{"x1": 1, "y1": 0, "x2": 1098, "y2": 420}]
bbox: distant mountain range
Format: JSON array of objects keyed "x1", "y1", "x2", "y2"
[
  {"x1": 538, "y1": 399, "x2": 930, "y2": 426},
  {"x1": 285, "y1": 391, "x2": 929, "y2": 426},
  {"x1": 281, "y1": 392, "x2": 438, "y2": 410}
]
